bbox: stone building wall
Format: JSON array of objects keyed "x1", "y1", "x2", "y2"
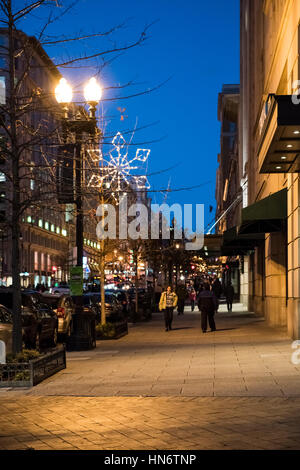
[{"x1": 240, "y1": 0, "x2": 300, "y2": 337}]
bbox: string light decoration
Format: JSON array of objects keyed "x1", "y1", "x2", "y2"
[{"x1": 87, "y1": 131, "x2": 151, "y2": 201}]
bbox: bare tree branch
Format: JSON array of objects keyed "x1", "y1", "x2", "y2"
[
  {"x1": 13, "y1": 0, "x2": 57, "y2": 22},
  {"x1": 54, "y1": 24, "x2": 152, "y2": 67}
]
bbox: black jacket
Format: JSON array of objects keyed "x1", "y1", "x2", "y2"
[
  {"x1": 212, "y1": 279, "x2": 222, "y2": 298},
  {"x1": 198, "y1": 290, "x2": 218, "y2": 313},
  {"x1": 225, "y1": 285, "x2": 234, "y2": 301}
]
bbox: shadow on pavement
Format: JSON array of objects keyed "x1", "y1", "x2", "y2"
[
  {"x1": 213, "y1": 328, "x2": 236, "y2": 332},
  {"x1": 170, "y1": 327, "x2": 194, "y2": 331}
]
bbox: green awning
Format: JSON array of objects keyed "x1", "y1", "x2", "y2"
[
  {"x1": 222, "y1": 226, "x2": 265, "y2": 255},
  {"x1": 199, "y1": 234, "x2": 223, "y2": 257},
  {"x1": 239, "y1": 188, "x2": 287, "y2": 235}
]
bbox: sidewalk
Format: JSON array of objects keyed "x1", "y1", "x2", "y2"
[
  {"x1": 1, "y1": 304, "x2": 300, "y2": 450},
  {"x1": 6, "y1": 303, "x2": 299, "y2": 398}
]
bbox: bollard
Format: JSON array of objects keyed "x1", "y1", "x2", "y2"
[{"x1": 0, "y1": 340, "x2": 6, "y2": 364}]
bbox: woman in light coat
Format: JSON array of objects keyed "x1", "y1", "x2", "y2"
[{"x1": 159, "y1": 286, "x2": 178, "y2": 331}]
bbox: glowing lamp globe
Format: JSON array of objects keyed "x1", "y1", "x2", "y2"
[
  {"x1": 55, "y1": 78, "x2": 72, "y2": 104},
  {"x1": 84, "y1": 77, "x2": 102, "y2": 103}
]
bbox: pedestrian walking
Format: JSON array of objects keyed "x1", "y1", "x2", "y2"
[
  {"x1": 176, "y1": 283, "x2": 187, "y2": 315},
  {"x1": 159, "y1": 286, "x2": 178, "y2": 331},
  {"x1": 225, "y1": 282, "x2": 234, "y2": 311},
  {"x1": 212, "y1": 277, "x2": 222, "y2": 300},
  {"x1": 189, "y1": 288, "x2": 197, "y2": 312},
  {"x1": 198, "y1": 282, "x2": 218, "y2": 333}
]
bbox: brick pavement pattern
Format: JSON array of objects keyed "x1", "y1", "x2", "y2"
[{"x1": 1, "y1": 305, "x2": 300, "y2": 450}]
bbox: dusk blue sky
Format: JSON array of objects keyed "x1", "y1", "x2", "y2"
[{"x1": 19, "y1": 0, "x2": 240, "y2": 233}]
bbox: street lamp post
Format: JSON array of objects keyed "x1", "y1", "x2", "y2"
[
  {"x1": 55, "y1": 77, "x2": 102, "y2": 350},
  {"x1": 175, "y1": 243, "x2": 180, "y2": 288}
]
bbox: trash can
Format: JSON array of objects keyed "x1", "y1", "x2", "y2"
[{"x1": 67, "y1": 310, "x2": 96, "y2": 351}]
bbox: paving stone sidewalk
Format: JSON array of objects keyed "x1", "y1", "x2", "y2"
[
  {"x1": 1, "y1": 304, "x2": 300, "y2": 450},
  {"x1": 4, "y1": 304, "x2": 299, "y2": 398},
  {"x1": 1, "y1": 396, "x2": 300, "y2": 450}
]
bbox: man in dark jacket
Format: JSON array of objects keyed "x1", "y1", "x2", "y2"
[
  {"x1": 212, "y1": 277, "x2": 222, "y2": 299},
  {"x1": 225, "y1": 282, "x2": 234, "y2": 311},
  {"x1": 198, "y1": 283, "x2": 218, "y2": 333},
  {"x1": 176, "y1": 284, "x2": 188, "y2": 315}
]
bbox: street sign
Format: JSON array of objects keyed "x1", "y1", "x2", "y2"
[{"x1": 70, "y1": 266, "x2": 83, "y2": 296}]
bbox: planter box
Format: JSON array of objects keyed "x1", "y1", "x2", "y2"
[
  {"x1": 0, "y1": 346, "x2": 66, "y2": 388},
  {"x1": 96, "y1": 321, "x2": 128, "y2": 340}
]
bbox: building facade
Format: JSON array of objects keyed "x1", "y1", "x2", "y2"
[
  {"x1": 215, "y1": 84, "x2": 241, "y2": 295},
  {"x1": 240, "y1": 0, "x2": 300, "y2": 338},
  {"x1": 0, "y1": 29, "x2": 106, "y2": 288},
  {"x1": 216, "y1": 84, "x2": 240, "y2": 233},
  {"x1": 0, "y1": 29, "x2": 73, "y2": 287}
]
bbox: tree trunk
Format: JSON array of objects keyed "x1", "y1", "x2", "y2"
[
  {"x1": 100, "y1": 245, "x2": 106, "y2": 325},
  {"x1": 100, "y1": 185, "x2": 105, "y2": 325},
  {"x1": 135, "y1": 252, "x2": 138, "y2": 315},
  {"x1": 8, "y1": 2, "x2": 22, "y2": 354}
]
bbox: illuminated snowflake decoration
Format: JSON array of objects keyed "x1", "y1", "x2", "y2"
[{"x1": 87, "y1": 132, "x2": 150, "y2": 201}]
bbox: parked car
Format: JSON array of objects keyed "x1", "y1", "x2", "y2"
[
  {"x1": 127, "y1": 288, "x2": 152, "y2": 320},
  {"x1": 0, "y1": 290, "x2": 58, "y2": 350},
  {"x1": 40, "y1": 294, "x2": 75, "y2": 340},
  {"x1": 0, "y1": 305, "x2": 14, "y2": 355},
  {"x1": 87, "y1": 292, "x2": 124, "y2": 322},
  {"x1": 127, "y1": 287, "x2": 153, "y2": 321},
  {"x1": 82, "y1": 294, "x2": 101, "y2": 324},
  {"x1": 49, "y1": 283, "x2": 70, "y2": 295},
  {"x1": 106, "y1": 289, "x2": 130, "y2": 315}
]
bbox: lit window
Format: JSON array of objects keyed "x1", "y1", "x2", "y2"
[
  {"x1": 45, "y1": 222, "x2": 49, "y2": 230},
  {"x1": 62, "y1": 229, "x2": 67, "y2": 237},
  {"x1": 34, "y1": 251, "x2": 38, "y2": 270},
  {"x1": 27, "y1": 216, "x2": 32, "y2": 223},
  {"x1": 56, "y1": 227, "x2": 60, "y2": 234},
  {"x1": 51, "y1": 224, "x2": 55, "y2": 232},
  {"x1": 30, "y1": 179, "x2": 35, "y2": 190},
  {"x1": 0, "y1": 172, "x2": 6, "y2": 182},
  {"x1": 38, "y1": 219, "x2": 43, "y2": 228}
]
